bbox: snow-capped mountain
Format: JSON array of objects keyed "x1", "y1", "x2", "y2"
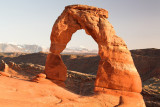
[
  {"x1": 0, "y1": 43, "x2": 49, "y2": 53},
  {"x1": 0, "y1": 43, "x2": 98, "y2": 54},
  {"x1": 62, "y1": 47, "x2": 98, "y2": 54}
]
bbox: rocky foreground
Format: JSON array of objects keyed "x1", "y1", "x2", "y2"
[
  {"x1": 0, "y1": 48, "x2": 160, "y2": 106},
  {"x1": 0, "y1": 76, "x2": 116, "y2": 107},
  {"x1": 0, "y1": 62, "x2": 145, "y2": 107}
]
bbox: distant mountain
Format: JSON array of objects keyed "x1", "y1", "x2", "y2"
[
  {"x1": 0, "y1": 43, "x2": 48, "y2": 53},
  {"x1": 62, "y1": 47, "x2": 98, "y2": 54},
  {"x1": 0, "y1": 43, "x2": 98, "y2": 54}
]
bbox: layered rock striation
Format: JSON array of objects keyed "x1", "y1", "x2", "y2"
[
  {"x1": 45, "y1": 4, "x2": 142, "y2": 92},
  {"x1": 45, "y1": 5, "x2": 145, "y2": 106}
]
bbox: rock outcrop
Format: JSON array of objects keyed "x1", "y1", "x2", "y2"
[
  {"x1": 1, "y1": 50, "x2": 159, "y2": 106},
  {"x1": 0, "y1": 60, "x2": 11, "y2": 77},
  {"x1": 32, "y1": 73, "x2": 47, "y2": 83},
  {"x1": 0, "y1": 76, "x2": 145, "y2": 107},
  {"x1": 0, "y1": 60, "x2": 9, "y2": 72},
  {"x1": 0, "y1": 60, "x2": 45, "y2": 80},
  {"x1": 0, "y1": 71, "x2": 11, "y2": 77},
  {"x1": 45, "y1": 4, "x2": 142, "y2": 93},
  {"x1": 42, "y1": 4, "x2": 145, "y2": 106},
  {"x1": 142, "y1": 77, "x2": 160, "y2": 107}
]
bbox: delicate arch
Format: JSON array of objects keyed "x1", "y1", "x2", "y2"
[{"x1": 45, "y1": 5, "x2": 142, "y2": 93}]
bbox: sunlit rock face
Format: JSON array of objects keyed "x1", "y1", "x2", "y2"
[{"x1": 45, "y1": 5, "x2": 142, "y2": 93}]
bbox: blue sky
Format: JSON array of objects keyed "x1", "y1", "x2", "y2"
[{"x1": 0, "y1": 0, "x2": 160, "y2": 50}]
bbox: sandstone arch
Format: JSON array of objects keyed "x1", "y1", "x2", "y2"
[{"x1": 45, "y1": 5, "x2": 142, "y2": 93}]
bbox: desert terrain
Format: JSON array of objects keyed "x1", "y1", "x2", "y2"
[
  {"x1": 0, "y1": 1, "x2": 159, "y2": 106},
  {"x1": 0, "y1": 48, "x2": 159, "y2": 106}
]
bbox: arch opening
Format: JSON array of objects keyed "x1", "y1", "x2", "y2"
[
  {"x1": 64, "y1": 29, "x2": 98, "y2": 52},
  {"x1": 45, "y1": 5, "x2": 142, "y2": 95},
  {"x1": 61, "y1": 29, "x2": 100, "y2": 95}
]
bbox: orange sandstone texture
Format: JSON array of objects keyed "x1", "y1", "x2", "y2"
[
  {"x1": 0, "y1": 60, "x2": 9, "y2": 72},
  {"x1": 0, "y1": 60, "x2": 11, "y2": 77},
  {"x1": 0, "y1": 76, "x2": 146, "y2": 107},
  {"x1": 0, "y1": 71, "x2": 11, "y2": 77},
  {"x1": 45, "y1": 53, "x2": 67, "y2": 81},
  {"x1": 32, "y1": 73, "x2": 46, "y2": 82},
  {"x1": 45, "y1": 5, "x2": 142, "y2": 93}
]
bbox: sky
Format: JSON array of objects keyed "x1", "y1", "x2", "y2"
[{"x1": 0, "y1": 0, "x2": 160, "y2": 50}]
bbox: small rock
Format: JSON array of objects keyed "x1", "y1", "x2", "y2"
[
  {"x1": 37, "y1": 73, "x2": 46, "y2": 79},
  {"x1": 32, "y1": 73, "x2": 46, "y2": 82},
  {"x1": 0, "y1": 71, "x2": 11, "y2": 77}
]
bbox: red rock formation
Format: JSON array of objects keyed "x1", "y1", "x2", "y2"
[
  {"x1": 0, "y1": 60, "x2": 9, "y2": 72},
  {"x1": 0, "y1": 71, "x2": 11, "y2": 77},
  {"x1": 0, "y1": 60, "x2": 11, "y2": 77},
  {"x1": 45, "y1": 53, "x2": 67, "y2": 81},
  {"x1": 44, "y1": 6, "x2": 144, "y2": 106},
  {"x1": 37, "y1": 73, "x2": 46, "y2": 78},
  {"x1": 0, "y1": 76, "x2": 146, "y2": 107},
  {"x1": 32, "y1": 73, "x2": 47, "y2": 83},
  {"x1": 45, "y1": 4, "x2": 142, "y2": 93}
]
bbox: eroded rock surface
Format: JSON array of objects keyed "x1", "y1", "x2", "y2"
[
  {"x1": 0, "y1": 51, "x2": 158, "y2": 106},
  {"x1": 0, "y1": 60, "x2": 9, "y2": 72},
  {"x1": 44, "y1": 4, "x2": 145, "y2": 107},
  {"x1": 0, "y1": 60, "x2": 44, "y2": 80},
  {"x1": 1, "y1": 76, "x2": 145, "y2": 107},
  {"x1": 45, "y1": 4, "x2": 142, "y2": 93}
]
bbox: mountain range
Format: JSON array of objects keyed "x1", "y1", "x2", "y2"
[
  {"x1": 0, "y1": 43, "x2": 48, "y2": 53},
  {"x1": 0, "y1": 43, "x2": 98, "y2": 54}
]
